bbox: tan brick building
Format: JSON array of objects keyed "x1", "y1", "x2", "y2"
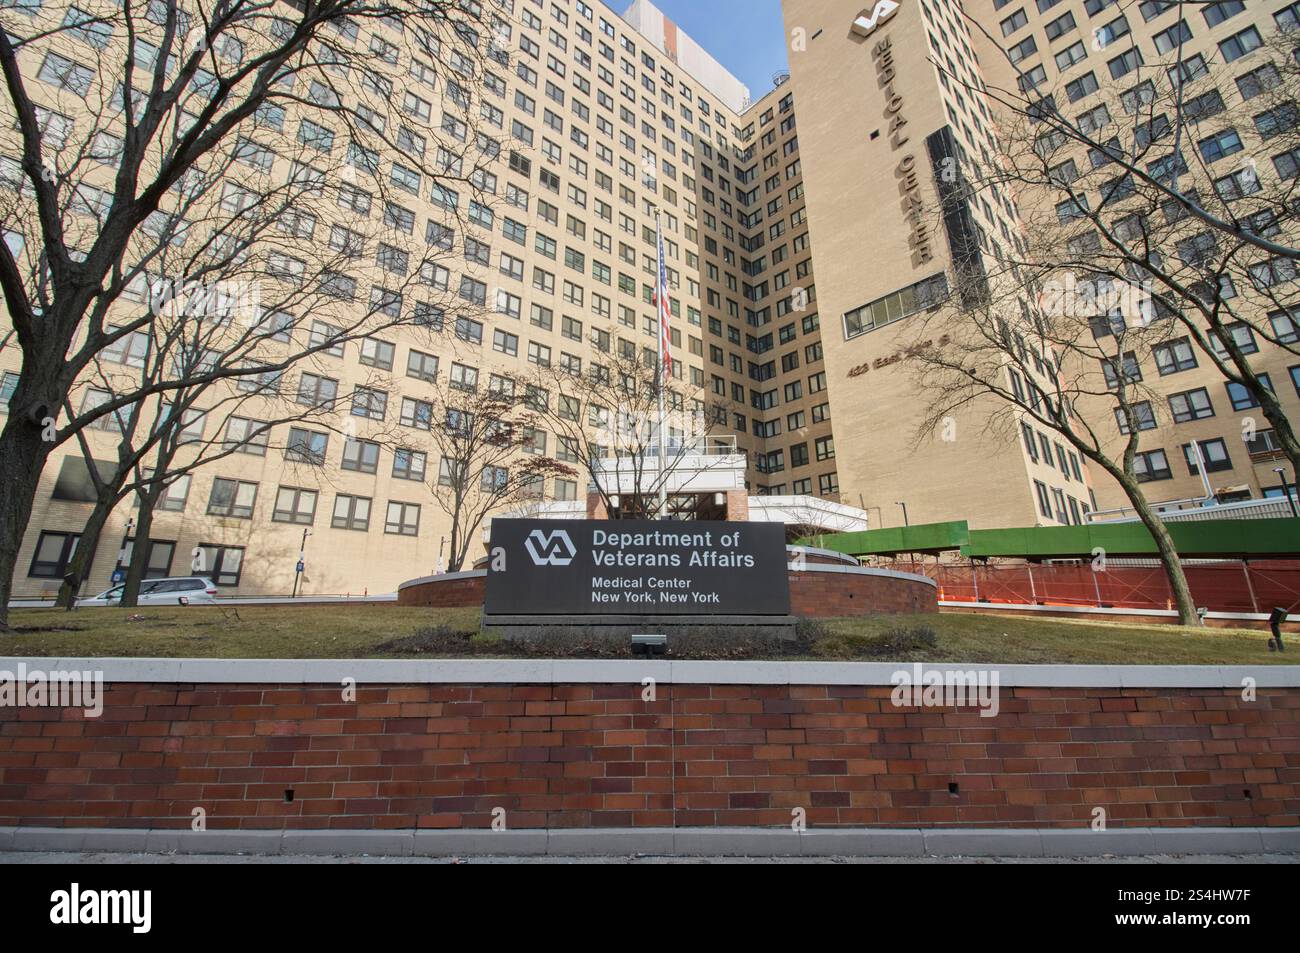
[
  {"x1": 0, "y1": 0, "x2": 833, "y2": 598},
  {"x1": 3, "y1": 0, "x2": 1298, "y2": 599},
  {"x1": 783, "y1": 0, "x2": 1300, "y2": 528}
]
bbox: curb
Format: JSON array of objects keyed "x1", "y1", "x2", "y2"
[{"x1": 4, "y1": 826, "x2": 1297, "y2": 857}]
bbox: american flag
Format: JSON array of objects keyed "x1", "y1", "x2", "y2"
[{"x1": 655, "y1": 217, "x2": 674, "y2": 384}]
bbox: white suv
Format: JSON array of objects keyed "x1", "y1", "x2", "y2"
[{"x1": 80, "y1": 576, "x2": 219, "y2": 606}]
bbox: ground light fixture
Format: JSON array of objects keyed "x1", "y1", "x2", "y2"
[{"x1": 630, "y1": 633, "x2": 667, "y2": 657}]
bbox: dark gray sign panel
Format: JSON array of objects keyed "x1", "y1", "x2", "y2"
[{"x1": 484, "y1": 519, "x2": 791, "y2": 615}]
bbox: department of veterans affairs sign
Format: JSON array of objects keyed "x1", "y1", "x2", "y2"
[{"x1": 484, "y1": 519, "x2": 791, "y2": 615}]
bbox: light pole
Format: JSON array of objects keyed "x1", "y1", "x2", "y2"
[
  {"x1": 106, "y1": 516, "x2": 136, "y2": 609},
  {"x1": 896, "y1": 501, "x2": 909, "y2": 527},
  {"x1": 292, "y1": 527, "x2": 312, "y2": 597},
  {"x1": 114, "y1": 517, "x2": 135, "y2": 583},
  {"x1": 1274, "y1": 467, "x2": 1300, "y2": 518}
]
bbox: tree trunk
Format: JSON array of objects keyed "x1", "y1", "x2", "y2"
[
  {"x1": 55, "y1": 496, "x2": 116, "y2": 609},
  {"x1": 1119, "y1": 473, "x2": 1201, "y2": 626},
  {"x1": 447, "y1": 520, "x2": 463, "y2": 573},
  {"x1": 0, "y1": 413, "x2": 57, "y2": 630},
  {"x1": 120, "y1": 491, "x2": 160, "y2": 608}
]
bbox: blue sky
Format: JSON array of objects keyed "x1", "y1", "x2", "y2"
[{"x1": 634, "y1": 0, "x2": 789, "y2": 102}]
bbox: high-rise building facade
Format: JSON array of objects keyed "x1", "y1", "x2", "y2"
[
  {"x1": 965, "y1": 0, "x2": 1300, "y2": 509},
  {"x1": 4, "y1": 0, "x2": 1298, "y2": 599},
  {"x1": 1, "y1": 0, "x2": 832, "y2": 597},
  {"x1": 783, "y1": 0, "x2": 1300, "y2": 527}
]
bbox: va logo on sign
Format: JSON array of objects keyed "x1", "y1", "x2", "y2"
[
  {"x1": 851, "y1": 0, "x2": 900, "y2": 37},
  {"x1": 524, "y1": 529, "x2": 577, "y2": 566}
]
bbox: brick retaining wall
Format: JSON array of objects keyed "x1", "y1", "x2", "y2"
[{"x1": 2, "y1": 679, "x2": 1296, "y2": 830}]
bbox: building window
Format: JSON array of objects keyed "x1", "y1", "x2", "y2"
[
  {"x1": 359, "y1": 337, "x2": 395, "y2": 370},
  {"x1": 1153, "y1": 337, "x2": 1197, "y2": 375},
  {"x1": 341, "y1": 438, "x2": 379, "y2": 474},
  {"x1": 1168, "y1": 388, "x2": 1214, "y2": 423},
  {"x1": 272, "y1": 486, "x2": 318, "y2": 524},
  {"x1": 28, "y1": 531, "x2": 81, "y2": 579},
  {"x1": 1115, "y1": 401, "x2": 1157, "y2": 434},
  {"x1": 1133, "y1": 449, "x2": 1172, "y2": 482},
  {"x1": 843, "y1": 273, "x2": 947, "y2": 339},
  {"x1": 286, "y1": 427, "x2": 328, "y2": 464},
  {"x1": 1101, "y1": 351, "x2": 1142, "y2": 389},
  {"x1": 224, "y1": 417, "x2": 269, "y2": 456},
  {"x1": 1218, "y1": 26, "x2": 1261, "y2": 63},
  {"x1": 1183, "y1": 439, "x2": 1232, "y2": 474},
  {"x1": 120, "y1": 538, "x2": 176, "y2": 579},
  {"x1": 392, "y1": 448, "x2": 427, "y2": 481},
  {"x1": 407, "y1": 350, "x2": 439, "y2": 383},
  {"x1": 1225, "y1": 375, "x2": 1271, "y2": 411},
  {"x1": 206, "y1": 478, "x2": 258, "y2": 518},
  {"x1": 195, "y1": 544, "x2": 245, "y2": 586},
  {"x1": 1209, "y1": 323, "x2": 1258, "y2": 357},
  {"x1": 400, "y1": 397, "x2": 434, "y2": 429},
  {"x1": 1033, "y1": 480, "x2": 1051, "y2": 519},
  {"x1": 351, "y1": 387, "x2": 388, "y2": 421},
  {"x1": 385, "y1": 501, "x2": 421, "y2": 536},
  {"x1": 331, "y1": 494, "x2": 372, "y2": 532}
]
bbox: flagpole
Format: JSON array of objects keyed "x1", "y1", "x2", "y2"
[{"x1": 654, "y1": 210, "x2": 668, "y2": 520}]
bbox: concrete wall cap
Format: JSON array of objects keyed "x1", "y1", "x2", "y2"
[{"x1": 3, "y1": 656, "x2": 1295, "y2": 688}]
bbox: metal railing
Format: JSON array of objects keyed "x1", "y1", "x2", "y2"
[
  {"x1": 1090, "y1": 495, "x2": 1298, "y2": 524},
  {"x1": 591, "y1": 433, "x2": 741, "y2": 461}
]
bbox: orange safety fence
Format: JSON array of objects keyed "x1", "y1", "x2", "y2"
[{"x1": 875, "y1": 559, "x2": 1300, "y2": 615}]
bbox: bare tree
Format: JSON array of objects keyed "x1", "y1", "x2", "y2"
[
  {"x1": 424, "y1": 382, "x2": 575, "y2": 572},
  {"x1": 895, "y1": 7, "x2": 1300, "y2": 625},
  {"x1": 0, "y1": 0, "x2": 503, "y2": 625},
  {"x1": 951, "y1": 14, "x2": 1300, "y2": 478},
  {"x1": 909, "y1": 264, "x2": 1205, "y2": 623},
  {"x1": 529, "y1": 350, "x2": 729, "y2": 520}
]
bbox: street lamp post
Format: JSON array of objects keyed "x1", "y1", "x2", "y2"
[
  {"x1": 896, "y1": 501, "x2": 909, "y2": 527},
  {"x1": 292, "y1": 528, "x2": 312, "y2": 598},
  {"x1": 1274, "y1": 466, "x2": 1300, "y2": 519},
  {"x1": 106, "y1": 517, "x2": 135, "y2": 609},
  {"x1": 115, "y1": 517, "x2": 135, "y2": 582}
]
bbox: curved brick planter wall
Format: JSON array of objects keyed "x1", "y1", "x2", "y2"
[
  {"x1": 0, "y1": 660, "x2": 1296, "y2": 832},
  {"x1": 788, "y1": 565, "x2": 936, "y2": 616},
  {"x1": 397, "y1": 563, "x2": 938, "y2": 617},
  {"x1": 397, "y1": 571, "x2": 486, "y2": 609}
]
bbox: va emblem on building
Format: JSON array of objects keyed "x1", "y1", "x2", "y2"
[{"x1": 850, "y1": 0, "x2": 900, "y2": 38}]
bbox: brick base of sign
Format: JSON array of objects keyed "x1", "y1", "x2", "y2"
[
  {"x1": 397, "y1": 565, "x2": 938, "y2": 618},
  {"x1": 1, "y1": 681, "x2": 1296, "y2": 831}
]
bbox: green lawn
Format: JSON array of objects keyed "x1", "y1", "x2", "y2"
[{"x1": 0, "y1": 604, "x2": 1291, "y2": 665}]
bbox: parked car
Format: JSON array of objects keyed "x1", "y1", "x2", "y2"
[{"x1": 79, "y1": 576, "x2": 219, "y2": 606}]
